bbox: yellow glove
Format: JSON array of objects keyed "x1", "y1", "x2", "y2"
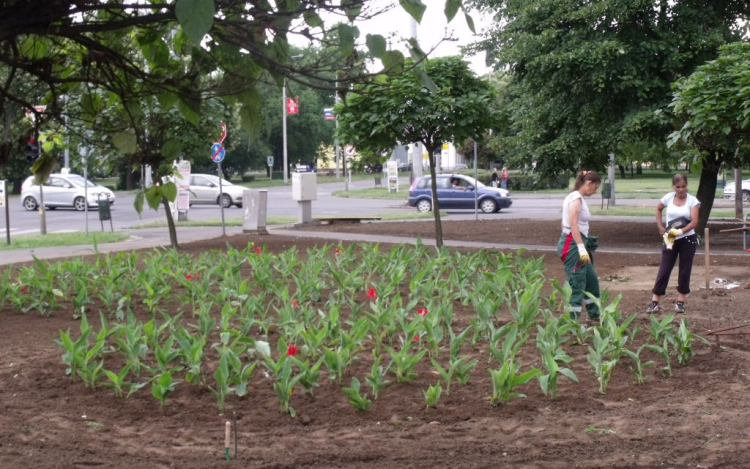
[
  {"x1": 663, "y1": 232, "x2": 676, "y2": 250},
  {"x1": 577, "y1": 244, "x2": 590, "y2": 264},
  {"x1": 668, "y1": 228, "x2": 683, "y2": 237}
]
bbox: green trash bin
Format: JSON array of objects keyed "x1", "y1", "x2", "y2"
[
  {"x1": 601, "y1": 182, "x2": 611, "y2": 209},
  {"x1": 97, "y1": 194, "x2": 113, "y2": 231}
]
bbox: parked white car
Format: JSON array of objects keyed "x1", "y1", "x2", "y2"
[
  {"x1": 21, "y1": 174, "x2": 115, "y2": 211},
  {"x1": 188, "y1": 174, "x2": 244, "y2": 208},
  {"x1": 723, "y1": 178, "x2": 750, "y2": 202}
]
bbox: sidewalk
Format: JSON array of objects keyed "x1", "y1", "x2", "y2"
[{"x1": 1, "y1": 223, "x2": 745, "y2": 266}]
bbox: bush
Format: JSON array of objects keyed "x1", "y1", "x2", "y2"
[
  {"x1": 479, "y1": 173, "x2": 571, "y2": 191},
  {"x1": 241, "y1": 175, "x2": 256, "y2": 183}
]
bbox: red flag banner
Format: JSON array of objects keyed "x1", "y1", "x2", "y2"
[{"x1": 286, "y1": 97, "x2": 299, "y2": 115}]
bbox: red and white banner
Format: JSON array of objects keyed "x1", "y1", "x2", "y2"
[{"x1": 286, "y1": 97, "x2": 299, "y2": 115}]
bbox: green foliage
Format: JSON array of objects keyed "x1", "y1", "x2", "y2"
[
  {"x1": 424, "y1": 382, "x2": 442, "y2": 409},
  {"x1": 342, "y1": 377, "x2": 372, "y2": 411}
]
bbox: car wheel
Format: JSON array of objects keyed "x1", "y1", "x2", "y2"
[
  {"x1": 23, "y1": 196, "x2": 38, "y2": 211},
  {"x1": 74, "y1": 196, "x2": 87, "y2": 211},
  {"x1": 416, "y1": 199, "x2": 432, "y2": 213},
  {"x1": 219, "y1": 194, "x2": 232, "y2": 208},
  {"x1": 743, "y1": 190, "x2": 750, "y2": 203},
  {"x1": 480, "y1": 199, "x2": 498, "y2": 213}
]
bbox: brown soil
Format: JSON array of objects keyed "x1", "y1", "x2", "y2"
[
  {"x1": 2, "y1": 222, "x2": 750, "y2": 469},
  {"x1": 296, "y1": 218, "x2": 750, "y2": 251}
]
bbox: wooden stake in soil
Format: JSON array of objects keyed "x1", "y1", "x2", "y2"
[
  {"x1": 704, "y1": 228, "x2": 710, "y2": 290},
  {"x1": 225, "y1": 421, "x2": 231, "y2": 461}
]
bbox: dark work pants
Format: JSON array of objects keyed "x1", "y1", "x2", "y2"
[{"x1": 652, "y1": 234, "x2": 698, "y2": 296}]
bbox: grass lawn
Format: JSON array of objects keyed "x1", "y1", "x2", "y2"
[
  {"x1": 127, "y1": 211, "x2": 444, "y2": 229},
  {"x1": 0, "y1": 232, "x2": 128, "y2": 251}
]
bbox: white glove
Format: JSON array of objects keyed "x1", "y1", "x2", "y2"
[
  {"x1": 668, "y1": 228, "x2": 683, "y2": 237},
  {"x1": 663, "y1": 232, "x2": 675, "y2": 250},
  {"x1": 577, "y1": 244, "x2": 590, "y2": 264}
]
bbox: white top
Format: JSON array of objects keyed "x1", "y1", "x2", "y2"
[
  {"x1": 562, "y1": 191, "x2": 590, "y2": 237},
  {"x1": 661, "y1": 192, "x2": 700, "y2": 239}
]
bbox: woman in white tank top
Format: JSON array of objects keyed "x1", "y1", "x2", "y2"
[{"x1": 557, "y1": 171, "x2": 602, "y2": 321}]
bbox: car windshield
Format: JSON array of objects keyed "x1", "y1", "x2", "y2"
[
  {"x1": 66, "y1": 175, "x2": 97, "y2": 187},
  {"x1": 460, "y1": 176, "x2": 486, "y2": 188}
]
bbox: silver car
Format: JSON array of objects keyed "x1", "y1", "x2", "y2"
[
  {"x1": 21, "y1": 174, "x2": 115, "y2": 211},
  {"x1": 188, "y1": 174, "x2": 244, "y2": 208}
]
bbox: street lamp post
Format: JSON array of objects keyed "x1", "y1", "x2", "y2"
[
  {"x1": 282, "y1": 55, "x2": 304, "y2": 184},
  {"x1": 78, "y1": 144, "x2": 89, "y2": 236}
]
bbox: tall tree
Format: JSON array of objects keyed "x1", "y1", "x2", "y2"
[
  {"x1": 468, "y1": 0, "x2": 749, "y2": 176},
  {"x1": 668, "y1": 41, "x2": 750, "y2": 231},
  {"x1": 336, "y1": 56, "x2": 497, "y2": 247}
]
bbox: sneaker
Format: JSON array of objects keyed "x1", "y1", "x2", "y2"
[
  {"x1": 646, "y1": 301, "x2": 660, "y2": 314},
  {"x1": 675, "y1": 302, "x2": 686, "y2": 314}
]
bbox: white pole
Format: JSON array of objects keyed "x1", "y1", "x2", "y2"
[
  {"x1": 282, "y1": 79, "x2": 288, "y2": 184},
  {"x1": 334, "y1": 77, "x2": 340, "y2": 178},
  {"x1": 83, "y1": 158, "x2": 89, "y2": 236},
  {"x1": 608, "y1": 152, "x2": 616, "y2": 207},
  {"x1": 474, "y1": 140, "x2": 478, "y2": 221},
  {"x1": 218, "y1": 162, "x2": 226, "y2": 236}
]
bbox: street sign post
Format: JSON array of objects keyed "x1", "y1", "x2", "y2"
[
  {"x1": 175, "y1": 160, "x2": 191, "y2": 221},
  {"x1": 212, "y1": 124, "x2": 227, "y2": 236},
  {"x1": 267, "y1": 156, "x2": 274, "y2": 181},
  {"x1": 0, "y1": 180, "x2": 9, "y2": 245},
  {"x1": 387, "y1": 161, "x2": 399, "y2": 193}
]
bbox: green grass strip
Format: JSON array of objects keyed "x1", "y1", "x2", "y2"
[
  {"x1": 0, "y1": 232, "x2": 129, "y2": 251},
  {"x1": 591, "y1": 206, "x2": 737, "y2": 218},
  {"x1": 331, "y1": 187, "x2": 409, "y2": 199}
]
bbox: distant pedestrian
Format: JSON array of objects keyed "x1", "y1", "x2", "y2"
[
  {"x1": 491, "y1": 168, "x2": 500, "y2": 188},
  {"x1": 558, "y1": 171, "x2": 602, "y2": 321},
  {"x1": 647, "y1": 174, "x2": 701, "y2": 314},
  {"x1": 500, "y1": 167, "x2": 509, "y2": 189}
]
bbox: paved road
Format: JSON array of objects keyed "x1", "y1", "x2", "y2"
[{"x1": 2, "y1": 177, "x2": 737, "y2": 237}]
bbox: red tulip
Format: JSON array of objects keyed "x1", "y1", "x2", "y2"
[
  {"x1": 366, "y1": 287, "x2": 377, "y2": 300},
  {"x1": 417, "y1": 308, "x2": 428, "y2": 316},
  {"x1": 413, "y1": 336, "x2": 420, "y2": 342},
  {"x1": 334, "y1": 248, "x2": 341, "y2": 254},
  {"x1": 292, "y1": 299, "x2": 300, "y2": 309},
  {"x1": 20, "y1": 286, "x2": 28, "y2": 293},
  {"x1": 286, "y1": 344, "x2": 299, "y2": 357}
]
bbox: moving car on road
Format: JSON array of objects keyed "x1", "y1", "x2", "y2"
[
  {"x1": 723, "y1": 178, "x2": 750, "y2": 202},
  {"x1": 21, "y1": 174, "x2": 115, "y2": 211},
  {"x1": 188, "y1": 174, "x2": 245, "y2": 208},
  {"x1": 408, "y1": 174, "x2": 512, "y2": 213}
]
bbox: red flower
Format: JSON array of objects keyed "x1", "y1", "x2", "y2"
[
  {"x1": 20, "y1": 286, "x2": 28, "y2": 293},
  {"x1": 185, "y1": 274, "x2": 199, "y2": 280},
  {"x1": 292, "y1": 299, "x2": 300, "y2": 310},
  {"x1": 254, "y1": 245, "x2": 263, "y2": 255},
  {"x1": 417, "y1": 308, "x2": 428, "y2": 316},
  {"x1": 334, "y1": 248, "x2": 341, "y2": 254},
  {"x1": 286, "y1": 344, "x2": 298, "y2": 357},
  {"x1": 413, "y1": 336, "x2": 420, "y2": 342},
  {"x1": 366, "y1": 287, "x2": 377, "y2": 300}
]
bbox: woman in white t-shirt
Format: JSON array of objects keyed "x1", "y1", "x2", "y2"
[
  {"x1": 557, "y1": 171, "x2": 602, "y2": 321},
  {"x1": 647, "y1": 174, "x2": 701, "y2": 314}
]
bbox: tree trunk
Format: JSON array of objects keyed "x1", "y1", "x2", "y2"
[
  {"x1": 161, "y1": 197, "x2": 179, "y2": 249},
  {"x1": 618, "y1": 164, "x2": 625, "y2": 179},
  {"x1": 695, "y1": 152, "x2": 721, "y2": 236},
  {"x1": 425, "y1": 145, "x2": 443, "y2": 248},
  {"x1": 125, "y1": 168, "x2": 135, "y2": 190},
  {"x1": 636, "y1": 163, "x2": 642, "y2": 175},
  {"x1": 734, "y1": 168, "x2": 743, "y2": 220},
  {"x1": 39, "y1": 185, "x2": 47, "y2": 235}
]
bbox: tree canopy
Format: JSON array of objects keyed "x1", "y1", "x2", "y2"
[
  {"x1": 336, "y1": 56, "x2": 496, "y2": 246},
  {"x1": 468, "y1": 0, "x2": 749, "y2": 176}
]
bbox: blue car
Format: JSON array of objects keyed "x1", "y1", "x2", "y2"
[{"x1": 408, "y1": 174, "x2": 512, "y2": 213}]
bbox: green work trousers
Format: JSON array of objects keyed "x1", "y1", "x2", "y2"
[{"x1": 557, "y1": 233, "x2": 600, "y2": 319}]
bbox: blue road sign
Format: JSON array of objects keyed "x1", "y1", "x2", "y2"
[{"x1": 211, "y1": 143, "x2": 225, "y2": 163}]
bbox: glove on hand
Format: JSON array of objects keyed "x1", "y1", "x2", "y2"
[
  {"x1": 668, "y1": 228, "x2": 683, "y2": 237},
  {"x1": 577, "y1": 243, "x2": 590, "y2": 264},
  {"x1": 663, "y1": 232, "x2": 676, "y2": 250}
]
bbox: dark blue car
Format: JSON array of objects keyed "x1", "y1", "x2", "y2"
[{"x1": 408, "y1": 174, "x2": 513, "y2": 213}]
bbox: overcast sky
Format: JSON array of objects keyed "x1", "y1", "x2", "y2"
[{"x1": 290, "y1": 3, "x2": 494, "y2": 76}]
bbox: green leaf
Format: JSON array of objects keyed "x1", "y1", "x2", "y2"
[
  {"x1": 366, "y1": 34, "x2": 387, "y2": 58},
  {"x1": 162, "y1": 140, "x2": 183, "y2": 159},
  {"x1": 156, "y1": 92, "x2": 179, "y2": 110},
  {"x1": 345, "y1": 4, "x2": 362, "y2": 22},
  {"x1": 31, "y1": 153, "x2": 57, "y2": 184},
  {"x1": 413, "y1": 67, "x2": 437, "y2": 93},
  {"x1": 145, "y1": 186, "x2": 162, "y2": 211},
  {"x1": 464, "y1": 12, "x2": 475, "y2": 34},
  {"x1": 337, "y1": 23, "x2": 358, "y2": 57},
  {"x1": 161, "y1": 181, "x2": 177, "y2": 202},
  {"x1": 444, "y1": 0, "x2": 461, "y2": 22},
  {"x1": 401, "y1": 0, "x2": 427, "y2": 23},
  {"x1": 133, "y1": 191, "x2": 145, "y2": 215},
  {"x1": 175, "y1": 0, "x2": 215, "y2": 44},
  {"x1": 303, "y1": 10, "x2": 323, "y2": 28},
  {"x1": 177, "y1": 98, "x2": 201, "y2": 126},
  {"x1": 112, "y1": 132, "x2": 137, "y2": 155},
  {"x1": 381, "y1": 50, "x2": 405, "y2": 73}
]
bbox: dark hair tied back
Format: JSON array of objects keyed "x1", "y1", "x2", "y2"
[{"x1": 573, "y1": 170, "x2": 602, "y2": 191}]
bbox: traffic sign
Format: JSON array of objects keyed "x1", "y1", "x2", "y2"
[
  {"x1": 344, "y1": 145, "x2": 356, "y2": 157},
  {"x1": 267, "y1": 156, "x2": 274, "y2": 167},
  {"x1": 211, "y1": 143, "x2": 226, "y2": 163}
]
